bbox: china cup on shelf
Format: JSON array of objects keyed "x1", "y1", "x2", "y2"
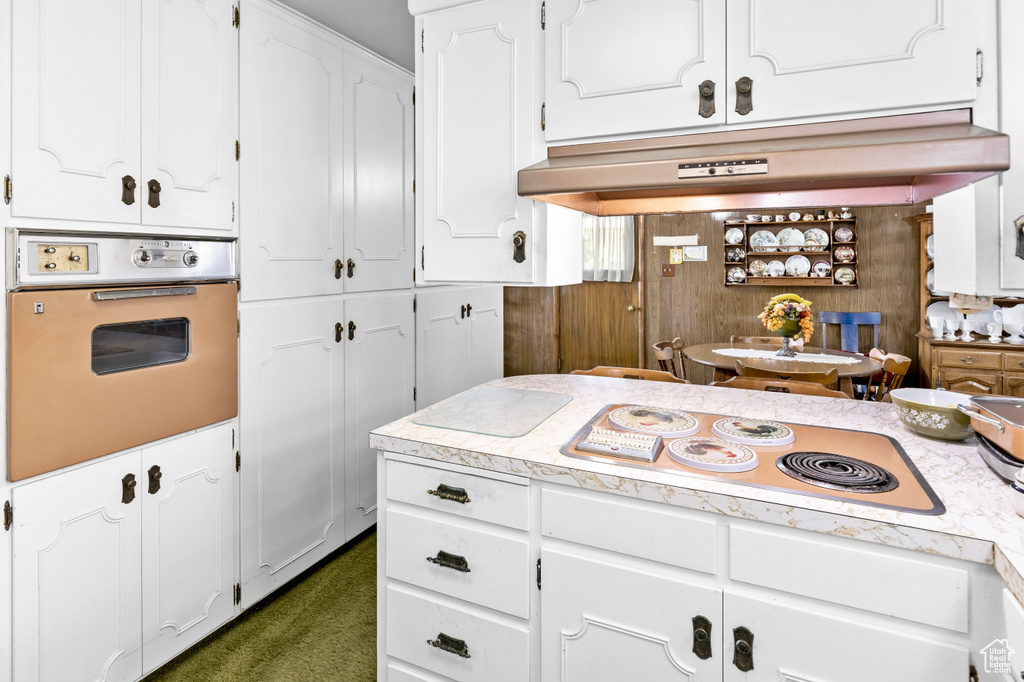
[
  {"x1": 943, "y1": 319, "x2": 959, "y2": 341},
  {"x1": 927, "y1": 316, "x2": 944, "y2": 339},
  {"x1": 987, "y1": 321, "x2": 1004, "y2": 343}
]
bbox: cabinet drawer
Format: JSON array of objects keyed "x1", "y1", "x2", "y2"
[
  {"x1": 939, "y1": 369, "x2": 1001, "y2": 396},
  {"x1": 386, "y1": 459, "x2": 529, "y2": 530},
  {"x1": 386, "y1": 585, "x2": 529, "y2": 682},
  {"x1": 386, "y1": 508, "x2": 530, "y2": 618},
  {"x1": 937, "y1": 348, "x2": 1002, "y2": 371},
  {"x1": 730, "y1": 525, "x2": 969, "y2": 632},
  {"x1": 541, "y1": 486, "x2": 717, "y2": 574},
  {"x1": 1004, "y1": 352, "x2": 1024, "y2": 372}
]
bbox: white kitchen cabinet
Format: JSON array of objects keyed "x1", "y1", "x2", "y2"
[
  {"x1": 541, "y1": 546, "x2": 722, "y2": 681},
  {"x1": 11, "y1": 0, "x2": 237, "y2": 231},
  {"x1": 543, "y1": 0, "x2": 726, "y2": 141},
  {"x1": 417, "y1": 1, "x2": 582, "y2": 286},
  {"x1": 415, "y1": 286, "x2": 503, "y2": 409},
  {"x1": 11, "y1": 424, "x2": 236, "y2": 682},
  {"x1": 239, "y1": 299, "x2": 347, "y2": 605},
  {"x1": 343, "y1": 53, "x2": 415, "y2": 293},
  {"x1": 544, "y1": 0, "x2": 977, "y2": 141},
  {"x1": 344, "y1": 294, "x2": 415, "y2": 539}
]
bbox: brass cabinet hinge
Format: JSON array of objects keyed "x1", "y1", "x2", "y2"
[
  {"x1": 536, "y1": 557, "x2": 542, "y2": 589},
  {"x1": 235, "y1": 451, "x2": 241, "y2": 472},
  {"x1": 976, "y1": 49, "x2": 983, "y2": 86},
  {"x1": 3, "y1": 501, "x2": 12, "y2": 531},
  {"x1": 232, "y1": 429, "x2": 236, "y2": 449},
  {"x1": 541, "y1": 1, "x2": 546, "y2": 29},
  {"x1": 237, "y1": 317, "x2": 241, "y2": 336},
  {"x1": 412, "y1": 179, "x2": 415, "y2": 193},
  {"x1": 412, "y1": 87, "x2": 415, "y2": 105},
  {"x1": 413, "y1": 296, "x2": 417, "y2": 313},
  {"x1": 232, "y1": 200, "x2": 235, "y2": 222},
  {"x1": 233, "y1": 583, "x2": 241, "y2": 605},
  {"x1": 412, "y1": 266, "x2": 416, "y2": 283},
  {"x1": 541, "y1": 102, "x2": 546, "y2": 131},
  {"x1": 3, "y1": 174, "x2": 11, "y2": 205},
  {"x1": 421, "y1": 29, "x2": 424, "y2": 52},
  {"x1": 413, "y1": 387, "x2": 417, "y2": 402},
  {"x1": 232, "y1": 5, "x2": 240, "y2": 27},
  {"x1": 421, "y1": 245, "x2": 425, "y2": 269},
  {"x1": 235, "y1": 140, "x2": 240, "y2": 161}
]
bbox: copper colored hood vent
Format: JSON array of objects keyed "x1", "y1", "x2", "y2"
[{"x1": 517, "y1": 110, "x2": 1009, "y2": 216}]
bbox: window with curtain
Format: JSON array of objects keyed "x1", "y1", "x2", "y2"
[{"x1": 582, "y1": 214, "x2": 635, "y2": 282}]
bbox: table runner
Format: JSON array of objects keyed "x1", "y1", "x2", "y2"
[{"x1": 712, "y1": 348, "x2": 862, "y2": 364}]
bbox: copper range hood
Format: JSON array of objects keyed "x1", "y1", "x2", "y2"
[{"x1": 518, "y1": 110, "x2": 1009, "y2": 216}]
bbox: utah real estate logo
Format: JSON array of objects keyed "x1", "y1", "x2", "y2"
[{"x1": 981, "y1": 638, "x2": 1014, "y2": 675}]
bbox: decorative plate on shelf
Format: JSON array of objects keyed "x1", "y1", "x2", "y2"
[
  {"x1": 727, "y1": 266, "x2": 747, "y2": 283},
  {"x1": 711, "y1": 418, "x2": 795, "y2": 447},
  {"x1": 803, "y1": 227, "x2": 830, "y2": 248},
  {"x1": 608, "y1": 406, "x2": 700, "y2": 437},
  {"x1": 834, "y1": 246, "x2": 856, "y2": 262},
  {"x1": 777, "y1": 227, "x2": 805, "y2": 252},
  {"x1": 727, "y1": 247, "x2": 745, "y2": 262},
  {"x1": 926, "y1": 234, "x2": 935, "y2": 259},
  {"x1": 766, "y1": 260, "x2": 786, "y2": 277},
  {"x1": 811, "y1": 260, "x2": 832, "y2": 278},
  {"x1": 749, "y1": 230, "x2": 779, "y2": 252},
  {"x1": 666, "y1": 437, "x2": 759, "y2": 472},
  {"x1": 834, "y1": 267, "x2": 856, "y2": 285},
  {"x1": 725, "y1": 227, "x2": 745, "y2": 244},
  {"x1": 926, "y1": 268, "x2": 949, "y2": 296},
  {"x1": 725, "y1": 219, "x2": 743, "y2": 224},
  {"x1": 785, "y1": 255, "x2": 811, "y2": 276},
  {"x1": 834, "y1": 227, "x2": 855, "y2": 243},
  {"x1": 748, "y1": 260, "x2": 767, "y2": 276},
  {"x1": 788, "y1": 211, "x2": 801, "y2": 221}
]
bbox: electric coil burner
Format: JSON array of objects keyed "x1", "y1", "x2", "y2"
[{"x1": 776, "y1": 452, "x2": 898, "y2": 494}]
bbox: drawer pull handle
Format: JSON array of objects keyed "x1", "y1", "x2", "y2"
[
  {"x1": 426, "y1": 550, "x2": 471, "y2": 573},
  {"x1": 427, "y1": 483, "x2": 470, "y2": 504},
  {"x1": 961, "y1": 356, "x2": 979, "y2": 364},
  {"x1": 427, "y1": 632, "x2": 471, "y2": 659},
  {"x1": 1017, "y1": 360, "x2": 1024, "y2": 367}
]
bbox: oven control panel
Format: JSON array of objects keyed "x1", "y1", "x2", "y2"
[{"x1": 37, "y1": 244, "x2": 92, "y2": 272}]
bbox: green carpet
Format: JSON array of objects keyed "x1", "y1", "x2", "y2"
[{"x1": 145, "y1": 530, "x2": 376, "y2": 682}]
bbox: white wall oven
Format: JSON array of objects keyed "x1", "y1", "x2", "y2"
[{"x1": 7, "y1": 230, "x2": 238, "y2": 481}]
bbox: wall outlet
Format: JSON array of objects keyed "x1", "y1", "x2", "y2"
[
  {"x1": 661, "y1": 263, "x2": 675, "y2": 277},
  {"x1": 670, "y1": 248, "x2": 683, "y2": 264}
]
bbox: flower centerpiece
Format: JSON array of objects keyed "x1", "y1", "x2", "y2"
[{"x1": 757, "y1": 294, "x2": 814, "y2": 357}]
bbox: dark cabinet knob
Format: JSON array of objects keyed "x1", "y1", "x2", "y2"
[
  {"x1": 698, "y1": 79, "x2": 716, "y2": 118},
  {"x1": 735, "y1": 77, "x2": 753, "y2": 115},
  {"x1": 147, "y1": 179, "x2": 162, "y2": 208},
  {"x1": 122, "y1": 175, "x2": 137, "y2": 205}
]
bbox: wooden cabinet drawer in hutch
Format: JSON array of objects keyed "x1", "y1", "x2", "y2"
[
  {"x1": 937, "y1": 369, "x2": 1001, "y2": 395},
  {"x1": 936, "y1": 349, "x2": 1002, "y2": 371},
  {"x1": 1003, "y1": 352, "x2": 1024, "y2": 373}
]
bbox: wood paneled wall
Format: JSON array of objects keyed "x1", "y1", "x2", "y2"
[
  {"x1": 504, "y1": 205, "x2": 926, "y2": 385},
  {"x1": 644, "y1": 206, "x2": 926, "y2": 384}
]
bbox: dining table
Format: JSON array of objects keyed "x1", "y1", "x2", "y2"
[{"x1": 682, "y1": 342, "x2": 884, "y2": 398}]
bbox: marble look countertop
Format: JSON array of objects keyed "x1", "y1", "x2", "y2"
[{"x1": 370, "y1": 374, "x2": 1024, "y2": 603}]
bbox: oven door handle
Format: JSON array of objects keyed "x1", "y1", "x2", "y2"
[{"x1": 92, "y1": 286, "x2": 198, "y2": 301}]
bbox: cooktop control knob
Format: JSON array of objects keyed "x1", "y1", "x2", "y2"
[
  {"x1": 183, "y1": 250, "x2": 199, "y2": 267},
  {"x1": 134, "y1": 250, "x2": 152, "y2": 266}
]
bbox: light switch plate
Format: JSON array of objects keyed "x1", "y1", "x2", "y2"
[{"x1": 661, "y1": 264, "x2": 675, "y2": 277}]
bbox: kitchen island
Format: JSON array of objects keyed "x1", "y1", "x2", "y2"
[{"x1": 372, "y1": 374, "x2": 1024, "y2": 681}]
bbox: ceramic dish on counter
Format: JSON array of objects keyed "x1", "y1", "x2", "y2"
[
  {"x1": 727, "y1": 246, "x2": 745, "y2": 262},
  {"x1": 776, "y1": 227, "x2": 805, "y2": 252},
  {"x1": 748, "y1": 260, "x2": 767, "y2": 277},
  {"x1": 711, "y1": 418, "x2": 794, "y2": 447},
  {"x1": 666, "y1": 437, "x2": 759, "y2": 472},
  {"x1": 803, "y1": 227, "x2": 829, "y2": 249},
  {"x1": 749, "y1": 230, "x2": 779, "y2": 252},
  {"x1": 834, "y1": 267, "x2": 856, "y2": 285},
  {"x1": 608, "y1": 406, "x2": 700, "y2": 437},
  {"x1": 785, "y1": 255, "x2": 811, "y2": 277},
  {"x1": 725, "y1": 227, "x2": 745, "y2": 244},
  {"x1": 727, "y1": 267, "x2": 747, "y2": 283},
  {"x1": 834, "y1": 226, "x2": 855, "y2": 243},
  {"x1": 834, "y1": 245, "x2": 856, "y2": 262},
  {"x1": 890, "y1": 388, "x2": 974, "y2": 441},
  {"x1": 766, "y1": 260, "x2": 786, "y2": 277},
  {"x1": 811, "y1": 260, "x2": 832, "y2": 278}
]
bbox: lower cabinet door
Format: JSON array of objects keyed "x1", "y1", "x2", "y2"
[
  {"x1": 240, "y1": 300, "x2": 347, "y2": 606},
  {"x1": 12, "y1": 453, "x2": 144, "y2": 682},
  {"x1": 722, "y1": 594, "x2": 967, "y2": 682},
  {"x1": 344, "y1": 294, "x2": 415, "y2": 539},
  {"x1": 541, "y1": 547, "x2": 723, "y2": 681},
  {"x1": 938, "y1": 369, "x2": 1001, "y2": 395},
  {"x1": 141, "y1": 423, "x2": 239, "y2": 673}
]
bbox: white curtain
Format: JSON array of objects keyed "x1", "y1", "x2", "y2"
[{"x1": 582, "y1": 214, "x2": 634, "y2": 282}]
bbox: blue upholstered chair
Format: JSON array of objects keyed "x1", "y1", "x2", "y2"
[{"x1": 818, "y1": 312, "x2": 881, "y2": 353}]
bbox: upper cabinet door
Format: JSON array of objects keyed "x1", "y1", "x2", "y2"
[
  {"x1": 11, "y1": 0, "x2": 142, "y2": 224},
  {"x1": 343, "y1": 55, "x2": 414, "y2": 292},
  {"x1": 544, "y1": 0, "x2": 726, "y2": 141},
  {"x1": 141, "y1": 0, "x2": 238, "y2": 232},
  {"x1": 239, "y1": 2, "x2": 346, "y2": 301},
  {"x1": 421, "y1": 0, "x2": 541, "y2": 284},
  {"x1": 725, "y1": 0, "x2": 976, "y2": 124}
]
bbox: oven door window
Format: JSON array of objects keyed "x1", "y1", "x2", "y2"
[{"x1": 92, "y1": 318, "x2": 190, "y2": 375}]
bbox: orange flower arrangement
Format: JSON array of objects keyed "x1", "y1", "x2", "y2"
[{"x1": 757, "y1": 294, "x2": 814, "y2": 343}]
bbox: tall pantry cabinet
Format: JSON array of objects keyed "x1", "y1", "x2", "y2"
[{"x1": 237, "y1": 0, "x2": 422, "y2": 607}]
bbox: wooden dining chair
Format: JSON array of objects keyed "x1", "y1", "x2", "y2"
[
  {"x1": 652, "y1": 337, "x2": 686, "y2": 381},
  {"x1": 818, "y1": 312, "x2": 881, "y2": 353},
  {"x1": 734, "y1": 361, "x2": 839, "y2": 389},
  {"x1": 571, "y1": 366, "x2": 689, "y2": 384},
  {"x1": 730, "y1": 335, "x2": 783, "y2": 345},
  {"x1": 711, "y1": 375, "x2": 851, "y2": 399},
  {"x1": 862, "y1": 349, "x2": 912, "y2": 402}
]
